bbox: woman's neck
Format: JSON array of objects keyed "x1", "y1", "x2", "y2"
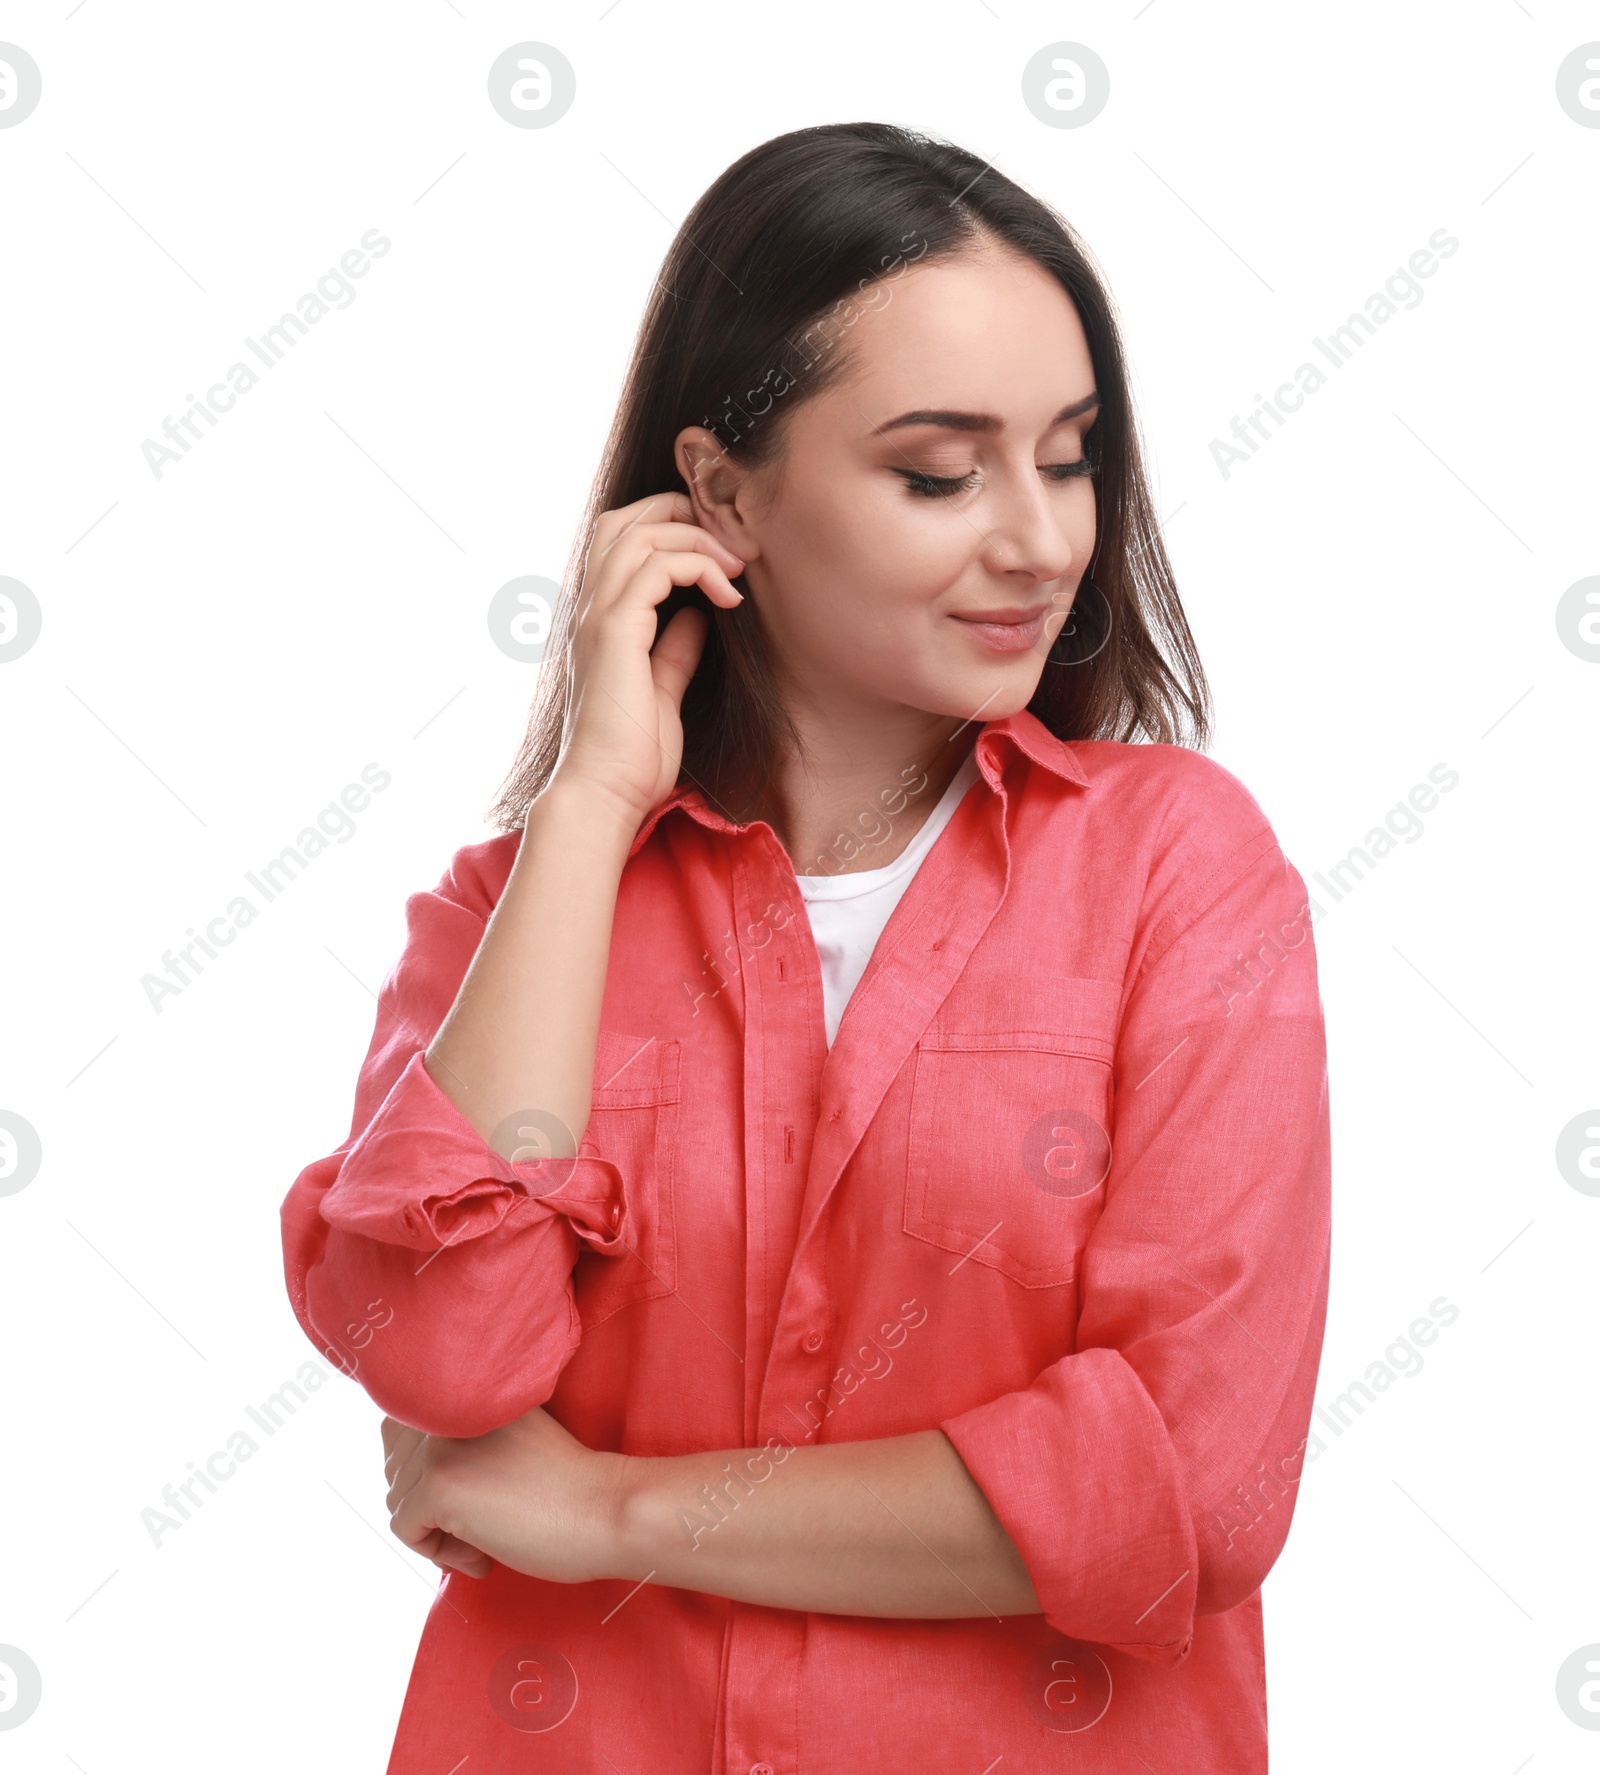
[{"x1": 738, "y1": 709, "x2": 979, "y2": 877}]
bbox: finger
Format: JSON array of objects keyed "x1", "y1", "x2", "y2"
[
  {"x1": 408, "y1": 1524, "x2": 447, "y2": 1562},
  {"x1": 627, "y1": 549, "x2": 744, "y2": 612},
  {"x1": 599, "y1": 489, "x2": 693, "y2": 533},
  {"x1": 592, "y1": 493, "x2": 696, "y2": 566},
  {"x1": 642, "y1": 519, "x2": 746, "y2": 574},
  {"x1": 389, "y1": 1472, "x2": 447, "y2": 1556},
  {"x1": 648, "y1": 603, "x2": 710, "y2": 710},
  {"x1": 577, "y1": 549, "x2": 742, "y2": 648},
  {"x1": 383, "y1": 1423, "x2": 427, "y2": 1489},
  {"x1": 430, "y1": 1532, "x2": 491, "y2": 1579},
  {"x1": 594, "y1": 519, "x2": 745, "y2": 585},
  {"x1": 386, "y1": 1432, "x2": 438, "y2": 1513}
]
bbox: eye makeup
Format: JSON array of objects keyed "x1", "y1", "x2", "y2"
[{"x1": 893, "y1": 458, "x2": 1097, "y2": 499}]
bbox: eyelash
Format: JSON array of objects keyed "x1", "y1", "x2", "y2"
[{"x1": 894, "y1": 459, "x2": 1097, "y2": 500}]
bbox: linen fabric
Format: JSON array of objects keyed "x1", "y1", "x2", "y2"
[{"x1": 279, "y1": 708, "x2": 1332, "y2": 1774}]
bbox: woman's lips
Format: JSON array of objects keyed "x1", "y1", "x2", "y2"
[{"x1": 949, "y1": 610, "x2": 1048, "y2": 653}]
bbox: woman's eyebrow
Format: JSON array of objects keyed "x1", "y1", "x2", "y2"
[{"x1": 871, "y1": 393, "x2": 1101, "y2": 436}]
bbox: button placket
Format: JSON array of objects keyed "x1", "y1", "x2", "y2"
[{"x1": 734, "y1": 834, "x2": 814, "y2": 1406}]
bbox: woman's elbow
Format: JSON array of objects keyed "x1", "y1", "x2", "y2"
[
  {"x1": 298, "y1": 1258, "x2": 581, "y2": 1439},
  {"x1": 1194, "y1": 1489, "x2": 1303, "y2": 1616},
  {"x1": 335, "y1": 1327, "x2": 577, "y2": 1439}
]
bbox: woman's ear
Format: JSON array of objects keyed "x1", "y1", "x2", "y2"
[{"x1": 675, "y1": 426, "x2": 763, "y2": 564}]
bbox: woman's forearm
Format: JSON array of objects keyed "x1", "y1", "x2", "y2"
[
  {"x1": 425, "y1": 775, "x2": 639, "y2": 1152},
  {"x1": 612, "y1": 1429, "x2": 1042, "y2": 1619}
]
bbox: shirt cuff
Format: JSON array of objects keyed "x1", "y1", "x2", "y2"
[
  {"x1": 940, "y1": 1346, "x2": 1199, "y2": 1661},
  {"x1": 319, "y1": 1049, "x2": 628, "y2": 1253}
]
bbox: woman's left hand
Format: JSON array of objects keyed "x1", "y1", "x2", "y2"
[{"x1": 381, "y1": 1407, "x2": 631, "y2": 1583}]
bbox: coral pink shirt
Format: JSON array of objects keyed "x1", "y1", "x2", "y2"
[{"x1": 279, "y1": 708, "x2": 1331, "y2": 1774}]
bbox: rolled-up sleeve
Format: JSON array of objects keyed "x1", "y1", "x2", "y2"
[
  {"x1": 280, "y1": 841, "x2": 631, "y2": 1439},
  {"x1": 940, "y1": 829, "x2": 1332, "y2": 1662}
]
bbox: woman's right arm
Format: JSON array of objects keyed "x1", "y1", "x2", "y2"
[{"x1": 279, "y1": 489, "x2": 745, "y2": 1439}]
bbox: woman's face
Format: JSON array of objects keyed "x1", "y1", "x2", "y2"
[{"x1": 681, "y1": 243, "x2": 1101, "y2": 727}]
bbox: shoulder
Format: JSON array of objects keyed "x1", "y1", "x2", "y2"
[
  {"x1": 393, "y1": 830, "x2": 523, "y2": 950},
  {"x1": 1044, "y1": 738, "x2": 1295, "y2": 972},
  {"x1": 428, "y1": 829, "x2": 524, "y2": 919},
  {"x1": 1064, "y1": 739, "x2": 1276, "y2": 855},
  {"x1": 342, "y1": 830, "x2": 525, "y2": 1020}
]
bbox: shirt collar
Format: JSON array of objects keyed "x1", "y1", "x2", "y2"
[{"x1": 624, "y1": 707, "x2": 1088, "y2": 863}]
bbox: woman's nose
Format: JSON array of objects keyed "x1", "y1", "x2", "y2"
[{"x1": 980, "y1": 469, "x2": 1082, "y2": 584}]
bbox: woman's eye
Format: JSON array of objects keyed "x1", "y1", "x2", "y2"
[
  {"x1": 895, "y1": 468, "x2": 977, "y2": 499},
  {"x1": 894, "y1": 459, "x2": 1097, "y2": 500}
]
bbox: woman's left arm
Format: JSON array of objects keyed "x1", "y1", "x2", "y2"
[{"x1": 384, "y1": 1407, "x2": 1040, "y2": 1616}]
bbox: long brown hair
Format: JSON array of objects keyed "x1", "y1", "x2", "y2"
[{"x1": 486, "y1": 121, "x2": 1209, "y2": 832}]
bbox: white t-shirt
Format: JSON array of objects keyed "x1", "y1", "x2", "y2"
[{"x1": 794, "y1": 748, "x2": 982, "y2": 1047}]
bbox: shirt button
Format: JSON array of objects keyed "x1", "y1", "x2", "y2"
[
  {"x1": 800, "y1": 1328, "x2": 824, "y2": 1353},
  {"x1": 751, "y1": 1764, "x2": 775, "y2": 1775}
]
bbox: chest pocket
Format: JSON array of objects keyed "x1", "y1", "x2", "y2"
[
  {"x1": 573, "y1": 1030, "x2": 680, "y2": 1328},
  {"x1": 903, "y1": 973, "x2": 1120, "y2": 1288}
]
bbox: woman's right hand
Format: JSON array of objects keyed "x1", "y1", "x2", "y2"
[{"x1": 552, "y1": 490, "x2": 746, "y2": 827}]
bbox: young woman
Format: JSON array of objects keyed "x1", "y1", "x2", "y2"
[{"x1": 281, "y1": 122, "x2": 1331, "y2": 1773}]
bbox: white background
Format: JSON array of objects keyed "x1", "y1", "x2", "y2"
[{"x1": 2, "y1": 2, "x2": 1597, "y2": 1769}]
